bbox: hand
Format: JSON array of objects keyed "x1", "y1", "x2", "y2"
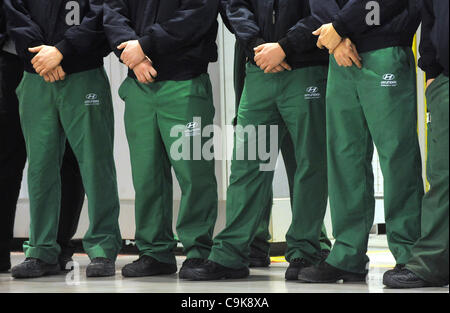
[
  {"x1": 254, "y1": 43, "x2": 288, "y2": 73},
  {"x1": 313, "y1": 23, "x2": 342, "y2": 52},
  {"x1": 426, "y1": 78, "x2": 435, "y2": 89},
  {"x1": 332, "y1": 38, "x2": 362, "y2": 69},
  {"x1": 118, "y1": 40, "x2": 146, "y2": 70},
  {"x1": 29, "y1": 45, "x2": 63, "y2": 76},
  {"x1": 269, "y1": 61, "x2": 292, "y2": 73},
  {"x1": 133, "y1": 58, "x2": 158, "y2": 84},
  {"x1": 43, "y1": 66, "x2": 66, "y2": 83}
]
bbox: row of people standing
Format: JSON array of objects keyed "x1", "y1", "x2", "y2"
[{"x1": 0, "y1": 0, "x2": 448, "y2": 289}]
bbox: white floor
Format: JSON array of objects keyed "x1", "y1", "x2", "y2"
[{"x1": 1, "y1": 237, "x2": 448, "y2": 293}]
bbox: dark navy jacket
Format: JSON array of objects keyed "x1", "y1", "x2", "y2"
[
  {"x1": 310, "y1": 0, "x2": 422, "y2": 53},
  {"x1": 103, "y1": 0, "x2": 219, "y2": 82},
  {"x1": 4, "y1": 0, "x2": 109, "y2": 75},
  {"x1": 0, "y1": 1, "x2": 6, "y2": 48},
  {"x1": 419, "y1": 0, "x2": 449, "y2": 79},
  {"x1": 226, "y1": 0, "x2": 329, "y2": 70}
]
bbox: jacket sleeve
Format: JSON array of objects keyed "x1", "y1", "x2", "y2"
[
  {"x1": 138, "y1": 0, "x2": 219, "y2": 57},
  {"x1": 219, "y1": 0, "x2": 234, "y2": 33},
  {"x1": 1, "y1": 0, "x2": 6, "y2": 48},
  {"x1": 103, "y1": 0, "x2": 139, "y2": 58},
  {"x1": 309, "y1": 0, "x2": 342, "y2": 24},
  {"x1": 332, "y1": 0, "x2": 409, "y2": 38},
  {"x1": 278, "y1": 15, "x2": 323, "y2": 58},
  {"x1": 3, "y1": 0, "x2": 45, "y2": 62},
  {"x1": 418, "y1": 0, "x2": 442, "y2": 79},
  {"x1": 227, "y1": 0, "x2": 265, "y2": 53},
  {"x1": 55, "y1": 0, "x2": 110, "y2": 56},
  {"x1": 55, "y1": 0, "x2": 110, "y2": 58}
]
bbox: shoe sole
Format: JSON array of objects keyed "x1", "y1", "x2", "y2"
[
  {"x1": 285, "y1": 271, "x2": 300, "y2": 281},
  {"x1": 382, "y1": 276, "x2": 435, "y2": 289},
  {"x1": 12, "y1": 267, "x2": 61, "y2": 279},
  {"x1": 299, "y1": 274, "x2": 367, "y2": 284},
  {"x1": 186, "y1": 268, "x2": 250, "y2": 281},
  {"x1": 122, "y1": 266, "x2": 177, "y2": 278},
  {"x1": 86, "y1": 266, "x2": 116, "y2": 278}
]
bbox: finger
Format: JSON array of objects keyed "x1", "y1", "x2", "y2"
[
  {"x1": 28, "y1": 46, "x2": 43, "y2": 53},
  {"x1": 349, "y1": 51, "x2": 362, "y2": 69},
  {"x1": 143, "y1": 70, "x2": 153, "y2": 83},
  {"x1": 57, "y1": 67, "x2": 66, "y2": 80},
  {"x1": 253, "y1": 45, "x2": 264, "y2": 53},
  {"x1": 149, "y1": 66, "x2": 158, "y2": 79},
  {"x1": 312, "y1": 26, "x2": 322, "y2": 36},
  {"x1": 343, "y1": 56, "x2": 353, "y2": 67},
  {"x1": 351, "y1": 44, "x2": 363, "y2": 61},
  {"x1": 317, "y1": 40, "x2": 324, "y2": 49},
  {"x1": 264, "y1": 64, "x2": 275, "y2": 74},
  {"x1": 272, "y1": 65, "x2": 284, "y2": 73},
  {"x1": 43, "y1": 75, "x2": 50, "y2": 83},
  {"x1": 254, "y1": 53, "x2": 262, "y2": 63},
  {"x1": 31, "y1": 56, "x2": 39, "y2": 65},
  {"x1": 35, "y1": 65, "x2": 45, "y2": 75},
  {"x1": 52, "y1": 69, "x2": 61, "y2": 81},
  {"x1": 48, "y1": 72, "x2": 56, "y2": 83},
  {"x1": 280, "y1": 61, "x2": 292, "y2": 71}
]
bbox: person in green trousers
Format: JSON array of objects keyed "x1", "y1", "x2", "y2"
[
  {"x1": 299, "y1": 0, "x2": 424, "y2": 283},
  {"x1": 103, "y1": 0, "x2": 220, "y2": 278},
  {"x1": 384, "y1": 0, "x2": 449, "y2": 289},
  {"x1": 5, "y1": 0, "x2": 122, "y2": 278},
  {"x1": 232, "y1": 39, "x2": 332, "y2": 276},
  {"x1": 185, "y1": 0, "x2": 331, "y2": 281}
]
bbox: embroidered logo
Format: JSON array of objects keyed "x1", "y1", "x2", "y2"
[
  {"x1": 85, "y1": 93, "x2": 100, "y2": 106},
  {"x1": 381, "y1": 74, "x2": 397, "y2": 87},
  {"x1": 305, "y1": 86, "x2": 321, "y2": 100},
  {"x1": 184, "y1": 122, "x2": 201, "y2": 137}
]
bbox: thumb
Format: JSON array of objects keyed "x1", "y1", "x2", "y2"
[
  {"x1": 253, "y1": 45, "x2": 264, "y2": 53},
  {"x1": 117, "y1": 42, "x2": 128, "y2": 50},
  {"x1": 312, "y1": 26, "x2": 322, "y2": 36},
  {"x1": 28, "y1": 45, "x2": 43, "y2": 53}
]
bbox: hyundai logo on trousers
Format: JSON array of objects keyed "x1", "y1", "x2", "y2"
[
  {"x1": 304, "y1": 86, "x2": 321, "y2": 100},
  {"x1": 381, "y1": 74, "x2": 398, "y2": 87},
  {"x1": 84, "y1": 93, "x2": 100, "y2": 106}
]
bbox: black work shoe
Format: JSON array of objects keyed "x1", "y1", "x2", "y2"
[
  {"x1": 249, "y1": 255, "x2": 271, "y2": 268},
  {"x1": 11, "y1": 258, "x2": 60, "y2": 279},
  {"x1": 383, "y1": 268, "x2": 445, "y2": 289},
  {"x1": 285, "y1": 258, "x2": 313, "y2": 281},
  {"x1": 179, "y1": 258, "x2": 206, "y2": 279},
  {"x1": 182, "y1": 260, "x2": 250, "y2": 281},
  {"x1": 382, "y1": 264, "x2": 406, "y2": 279},
  {"x1": 299, "y1": 262, "x2": 367, "y2": 283},
  {"x1": 122, "y1": 255, "x2": 177, "y2": 278},
  {"x1": 86, "y1": 258, "x2": 116, "y2": 277}
]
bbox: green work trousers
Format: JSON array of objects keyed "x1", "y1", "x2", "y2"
[
  {"x1": 326, "y1": 47, "x2": 423, "y2": 274},
  {"x1": 210, "y1": 64, "x2": 329, "y2": 269},
  {"x1": 406, "y1": 74, "x2": 449, "y2": 286},
  {"x1": 119, "y1": 74, "x2": 218, "y2": 265},
  {"x1": 16, "y1": 68, "x2": 122, "y2": 264}
]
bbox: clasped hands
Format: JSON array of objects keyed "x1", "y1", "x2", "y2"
[
  {"x1": 253, "y1": 43, "x2": 292, "y2": 74},
  {"x1": 313, "y1": 23, "x2": 362, "y2": 69},
  {"x1": 118, "y1": 40, "x2": 157, "y2": 84},
  {"x1": 28, "y1": 45, "x2": 66, "y2": 83}
]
